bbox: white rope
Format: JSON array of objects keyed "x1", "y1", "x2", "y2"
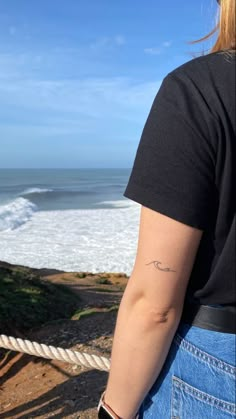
[{"x1": 0, "y1": 334, "x2": 110, "y2": 371}]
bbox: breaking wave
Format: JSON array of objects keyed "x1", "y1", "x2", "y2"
[
  {"x1": 21, "y1": 187, "x2": 53, "y2": 196},
  {"x1": 0, "y1": 198, "x2": 38, "y2": 232}
]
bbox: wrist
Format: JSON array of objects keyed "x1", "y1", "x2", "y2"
[
  {"x1": 97, "y1": 391, "x2": 139, "y2": 419},
  {"x1": 98, "y1": 391, "x2": 121, "y2": 418}
]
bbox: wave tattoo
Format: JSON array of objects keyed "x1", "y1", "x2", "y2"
[{"x1": 146, "y1": 261, "x2": 176, "y2": 273}]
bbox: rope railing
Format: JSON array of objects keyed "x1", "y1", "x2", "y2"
[{"x1": 0, "y1": 334, "x2": 110, "y2": 372}]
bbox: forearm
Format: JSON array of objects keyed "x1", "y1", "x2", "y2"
[{"x1": 104, "y1": 296, "x2": 182, "y2": 419}]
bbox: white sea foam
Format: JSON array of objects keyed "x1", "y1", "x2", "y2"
[
  {"x1": 21, "y1": 188, "x2": 53, "y2": 195},
  {"x1": 0, "y1": 198, "x2": 38, "y2": 232},
  {"x1": 0, "y1": 200, "x2": 140, "y2": 275},
  {"x1": 95, "y1": 200, "x2": 133, "y2": 208}
]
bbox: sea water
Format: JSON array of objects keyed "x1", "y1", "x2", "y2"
[{"x1": 0, "y1": 169, "x2": 140, "y2": 274}]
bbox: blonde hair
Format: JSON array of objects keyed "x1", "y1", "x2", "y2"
[{"x1": 188, "y1": 0, "x2": 236, "y2": 57}]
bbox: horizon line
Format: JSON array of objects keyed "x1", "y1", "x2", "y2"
[{"x1": 0, "y1": 167, "x2": 132, "y2": 170}]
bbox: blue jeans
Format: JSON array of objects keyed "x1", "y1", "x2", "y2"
[{"x1": 138, "y1": 320, "x2": 236, "y2": 418}]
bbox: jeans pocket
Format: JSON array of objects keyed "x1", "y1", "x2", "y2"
[{"x1": 171, "y1": 375, "x2": 236, "y2": 419}]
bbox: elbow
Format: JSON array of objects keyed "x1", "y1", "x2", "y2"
[
  {"x1": 149, "y1": 307, "x2": 171, "y2": 324},
  {"x1": 134, "y1": 299, "x2": 180, "y2": 328},
  {"x1": 146, "y1": 305, "x2": 177, "y2": 326},
  {"x1": 120, "y1": 282, "x2": 182, "y2": 328}
]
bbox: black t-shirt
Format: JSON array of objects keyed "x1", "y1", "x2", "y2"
[{"x1": 124, "y1": 50, "x2": 236, "y2": 306}]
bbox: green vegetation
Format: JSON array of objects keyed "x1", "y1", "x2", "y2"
[
  {"x1": 0, "y1": 265, "x2": 80, "y2": 332},
  {"x1": 75, "y1": 272, "x2": 87, "y2": 279},
  {"x1": 72, "y1": 305, "x2": 119, "y2": 320},
  {"x1": 95, "y1": 277, "x2": 112, "y2": 285}
]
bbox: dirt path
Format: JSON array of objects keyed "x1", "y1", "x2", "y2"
[{"x1": 0, "y1": 271, "x2": 128, "y2": 418}]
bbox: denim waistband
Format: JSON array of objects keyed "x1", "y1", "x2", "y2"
[{"x1": 175, "y1": 321, "x2": 236, "y2": 369}]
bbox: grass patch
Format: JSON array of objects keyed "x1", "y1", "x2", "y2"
[
  {"x1": 72, "y1": 305, "x2": 119, "y2": 320},
  {"x1": 95, "y1": 277, "x2": 112, "y2": 285},
  {"x1": 75, "y1": 273, "x2": 87, "y2": 279},
  {"x1": 0, "y1": 265, "x2": 80, "y2": 333}
]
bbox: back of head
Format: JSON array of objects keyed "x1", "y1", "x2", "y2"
[{"x1": 190, "y1": 0, "x2": 236, "y2": 57}]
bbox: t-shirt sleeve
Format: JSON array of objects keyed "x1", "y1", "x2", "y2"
[{"x1": 124, "y1": 71, "x2": 217, "y2": 230}]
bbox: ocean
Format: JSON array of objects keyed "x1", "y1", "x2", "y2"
[{"x1": 0, "y1": 169, "x2": 140, "y2": 274}]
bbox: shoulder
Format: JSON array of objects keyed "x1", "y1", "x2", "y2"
[
  {"x1": 164, "y1": 51, "x2": 233, "y2": 89},
  {"x1": 154, "y1": 52, "x2": 227, "y2": 125},
  {"x1": 167, "y1": 51, "x2": 226, "y2": 78}
]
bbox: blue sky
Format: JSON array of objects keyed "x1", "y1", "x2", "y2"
[{"x1": 0, "y1": 0, "x2": 219, "y2": 168}]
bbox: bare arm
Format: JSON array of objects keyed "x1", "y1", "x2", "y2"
[{"x1": 103, "y1": 205, "x2": 203, "y2": 418}]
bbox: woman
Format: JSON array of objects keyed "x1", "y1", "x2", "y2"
[{"x1": 97, "y1": 0, "x2": 236, "y2": 417}]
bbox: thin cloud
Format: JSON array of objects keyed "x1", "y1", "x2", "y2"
[
  {"x1": 89, "y1": 37, "x2": 110, "y2": 50},
  {"x1": 90, "y1": 35, "x2": 126, "y2": 51},
  {"x1": 0, "y1": 76, "x2": 161, "y2": 119},
  {"x1": 0, "y1": 50, "x2": 162, "y2": 145},
  {"x1": 144, "y1": 40, "x2": 172, "y2": 55},
  {"x1": 162, "y1": 41, "x2": 172, "y2": 47},
  {"x1": 114, "y1": 35, "x2": 126, "y2": 46},
  {"x1": 144, "y1": 47, "x2": 162, "y2": 55},
  {"x1": 0, "y1": 50, "x2": 162, "y2": 143},
  {"x1": 0, "y1": 75, "x2": 162, "y2": 148}
]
